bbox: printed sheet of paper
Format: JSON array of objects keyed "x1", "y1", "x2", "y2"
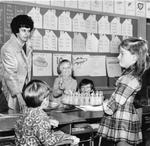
[
  {"x1": 103, "y1": 0, "x2": 114, "y2": 13},
  {"x1": 51, "y1": 0, "x2": 64, "y2": 7},
  {"x1": 110, "y1": 17, "x2": 121, "y2": 35},
  {"x1": 65, "y1": 0, "x2": 78, "y2": 8},
  {"x1": 31, "y1": 29, "x2": 43, "y2": 50},
  {"x1": 110, "y1": 35, "x2": 121, "y2": 53},
  {"x1": 88, "y1": 56, "x2": 106, "y2": 76},
  {"x1": 136, "y1": 0, "x2": 146, "y2": 17},
  {"x1": 53, "y1": 53, "x2": 71, "y2": 76},
  {"x1": 114, "y1": 0, "x2": 125, "y2": 15},
  {"x1": 78, "y1": 0, "x2": 90, "y2": 10},
  {"x1": 121, "y1": 19, "x2": 133, "y2": 36},
  {"x1": 33, "y1": 52, "x2": 52, "y2": 76},
  {"x1": 27, "y1": 7, "x2": 42, "y2": 29},
  {"x1": 91, "y1": 0, "x2": 103, "y2": 12},
  {"x1": 98, "y1": 34, "x2": 110, "y2": 53},
  {"x1": 43, "y1": 9, "x2": 57, "y2": 30},
  {"x1": 86, "y1": 15, "x2": 97, "y2": 33},
  {"x1": 35, "y1": 0, "x2": 50, "y2": 5},
  {"x1": 58, "y1": 31, "x2": 72, "y2": 52},
  {"x1": 106, "y1": 57, "x2": 122, "y2": 77},
  {"x1": 125, "y1": 0, "x2": 136, "y2": 16},
  {"x1": 72, "y1": 54, "x2": 90, "y2": 76},
  {"x1": 86, "y1": 33, "x2": 98, "y2": 52},
  {"x1": 146, "y1": 2, "x2": 150, "y2": 18},
  {"x1": 73, "y1": 33, "x2": 86, "y2": 52},
  {"x1": 58, "y1": 11, "x2": 72, "y2": 31},
  {"x1": 43, "y1": 30, "x2": 57, "y2": 51},
  {"x1": 72, "y1": 13, "x2": 80, "y2": 32},
  {"x1": 98, "y1": 16, "x2": 110, "y2": 34}
]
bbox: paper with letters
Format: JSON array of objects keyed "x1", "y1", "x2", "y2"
[
  {"x1": 31, "y1": 29, "x2": 43, "y2": 50},
  {"x1": 43, "y1": 30, "x2": 57, "y2": 51},
  {"x1": 43, "y1": 10, "x2": 57, "y2": 30},
  {"x1": 53, "y1": 53, "x2": 71, "y2": 76}
]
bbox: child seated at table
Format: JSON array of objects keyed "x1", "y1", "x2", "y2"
[
  {"x1": 78, "y1": 79, "x2": 95, "y2": 94},
  {"x1": 14, "y1": 79, "x2": 79, "y2": 146},
  {"x1": 53, "y1": 59, "x2": 77, "y2": 106}
]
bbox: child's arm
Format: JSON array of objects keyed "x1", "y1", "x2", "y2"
[
  {"x1": 102, "y1": 78, "x2": 140, "y2": 115},
  {"x1": 53, "y1": 78, "x2": 64, "y2": 98}
]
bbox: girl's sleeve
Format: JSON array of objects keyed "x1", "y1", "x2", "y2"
[{"x1": 103, "y1": 78, "x2": 140, "y2": 115}]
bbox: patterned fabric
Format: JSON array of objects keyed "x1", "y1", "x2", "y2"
[
  {"x1": 15, "y1": 107, "x2": 73, "y2": 146},
  {"x1": 98, "y1": 69, "x2": 142, "y2": 145}
]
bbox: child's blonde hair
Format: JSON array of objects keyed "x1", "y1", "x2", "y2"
[{"x1": 119, "y1": 37, "x2": 150, "y2": 77}]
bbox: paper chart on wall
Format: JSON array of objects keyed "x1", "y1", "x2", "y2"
[
  {"x1": 88, "y1": 56, "x2": 106, "y2": 76},
  {"x1": 106, "y1": 57, "x2": 122, "y2": 77},
  {"x1": 31, "y1": 29, "x2": 43, "y2": 50},
  {"x1": 53, "y1": 53, "x2": 71, "y2": 76},
  {"x1": 72, "y1": 54, "x2": 90, "y2": 76},
  {"x1": 33, "y1": 52, "x2": 52, "y2": 76}
]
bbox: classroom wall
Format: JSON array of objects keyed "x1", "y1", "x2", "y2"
[{"x1": 0, "y1": 1, "x2": 147, "y2": 90}]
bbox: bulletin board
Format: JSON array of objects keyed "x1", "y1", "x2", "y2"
[{"x1": 0, "y1": 1, "x2": 146, "y2": 90}]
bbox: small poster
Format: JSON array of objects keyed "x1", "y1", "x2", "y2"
[
  {"x1": 33, "y1": 52, "x2": 52, "y2": 76},
  {"x1": 106, "y1": 57, "x2": 122, "y2": 77},
  {"x1": 53, "y1": 53, "x2": 71, "y2": 76}
]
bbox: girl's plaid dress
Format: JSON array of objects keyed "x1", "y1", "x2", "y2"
[{"x1": 98, "y1": 69, "x2": 142, "y2": 145}]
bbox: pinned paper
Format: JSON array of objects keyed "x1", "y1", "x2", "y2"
[
  {"x1": 106, "y1": 57, "x2": 122, "y2": 77},
  {"x1": 110, "y1": 17, "x2": 121, "y2": 35},
  {"x1": 78, "y1": 0, "x2": 90, "y2": 10},
  {"x1": 121, "y1": 19, "x2": 133, "y2": 36},
  {"x1": 103, "y1": 0, "x2": 114, "y2": 13},
  {"x1": 125, "y1": 0, "x2": 136, "y2": 16},
  {"x1": 58, "y1": 31, "x2": 72, "y2": 52},
  {"x1": 53, "y1": 53, "x2": 71, "y2": 76},
  {"x1": 98, "y1": 34, "x2": 110, "y2": 53},
  {"x1": 43, "y1": 10, "x2": 57, "y2": 30},
  {"x1": 136, "y1": 0, "x2": 146, "y2": 17},
  {"x1": 27, "y1": 7, "x2": 42, "y2": 29},
  {"x1": 43, "y1": 30, "x2": 57, "y2": 51},
  {"x1": 146, "y1": 2, "x2": 150, "y2": 18},
  {"x1": 86, "y1": 15, "x2": 97, "y2": 33},
  {"x1": 65, "y1": 0, "x2": 77, "y2": 8},
  {"x1": 58, "y1": 11, "x2": 72, "y2": 31},
  {"x1": 86, "y1": 33, "x2": 98, "y2": 52},
  {"x1": 98, "y1": 16, "x2": 110, "y2": 34},
  {"x1": 33, "y1": 52, "x2": 52, "y2": 76},
  {"x1": 51, "y1": 0, "x2": 64, "y2": 7},
  {"x1": 114, "y1": 0, "x2": 125, "y2": 15},
  {"x1": 73, "y1": 33, "x2": 86, "y2": 52},
  {"x1": 90, "y1": 0, "x2": 103, "y2": 12},
  {"x1": 110, "y1": 35, "x2": 121, "y2": 53},
  {"x1": 31, "y1": 29, "x2": 43, "y2": 50},
  {"x1": 72, "y1": 54, "x2": 90, "y2": 76}
]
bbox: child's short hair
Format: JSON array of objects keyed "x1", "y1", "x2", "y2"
[
  {"x1": 57, "y1": 59, "x2": 72, "y2": 75},
  {"x1": 78, "y1": 79, "x2": 95, "y2": 93},
  {"x1": 119, "y1": 37, "x2": 150, "y2": 76},
  {"x1": 23, "y1": 80, "x2": 50, "y2": 108},
  {"x1": 10, "y1": 15, "x2": 34, "y2": 35}
]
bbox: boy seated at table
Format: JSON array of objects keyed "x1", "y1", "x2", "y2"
[
  {"x1": 14, "y1": 79, "x2": 79, "y2": 146},
  {"x1": 78, "y1": 79, "x2": 95, "y2": 94}
]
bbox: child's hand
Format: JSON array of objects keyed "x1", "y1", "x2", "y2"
[
  {"x1": 49, "y1": 119, "x2": 59, "y2": 127},
  {"x1": 64, "y1": 90, "x2": 72, "y2": 95}
]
